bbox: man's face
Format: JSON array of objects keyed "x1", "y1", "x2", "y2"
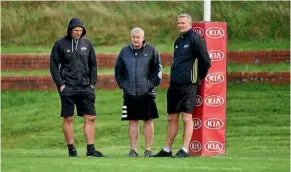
[
  {"x1": 71, "y1": 27, "x2": 83, "y2": 39},
  {"x1": 177, "y1": 17, "x2": 192, "y2": 33},
  {"x1": 131, "y1": 31, "x2": 144, "y2": 49}
]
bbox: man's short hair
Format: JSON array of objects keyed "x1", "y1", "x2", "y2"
[
  {"x1": 131, "y1": 27, "x2": 144, "y2": 35},
  {"x1": 177, "y1": 13, "x2": 192, "y2": 23}
]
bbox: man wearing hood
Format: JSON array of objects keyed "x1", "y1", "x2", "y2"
[
  {"x1": 50, "y1": 17, "x2": 104, "y2": 157},
  {"x1": 115, "y1": 27, "x2": 162, "y2": 157}
]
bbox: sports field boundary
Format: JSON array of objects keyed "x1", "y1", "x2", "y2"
[
  {"x1": 1, "y1": 50, "x2": 290, "y2": 70},
  {"x1": 1, "y1": 72, "x2": 289, "y2": 91}
]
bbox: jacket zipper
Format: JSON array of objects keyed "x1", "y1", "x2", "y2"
[
  {"x1": 62, "y1": 69, "x2": 65, "y2": 78},
  {"x1": 135, "y1": 52, "x2": 137, "y2": 96},
  {"x1": 61, "y1": 69, "x2": 65, "y2": 84}
]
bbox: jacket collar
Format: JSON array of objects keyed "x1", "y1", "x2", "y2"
[
  {"x1": 180, "y1": 28, "x2": 192, "y2": 38},
  {"x1": 130, "y1": 40, "x2": 147, "y2": 50}
]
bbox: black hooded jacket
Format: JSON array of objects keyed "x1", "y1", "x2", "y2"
[{"x1": 50, "y1": 17, "x2": 97, "y2": 92}]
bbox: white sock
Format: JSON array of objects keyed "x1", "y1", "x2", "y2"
[
  {"x1": 182, "y1": 147, "x2": 188, "y2": 153},
  {"x1": 163, "y1": 146, "x2": 171, "y2": 153}
]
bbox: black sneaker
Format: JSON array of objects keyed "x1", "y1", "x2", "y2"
[
  {"x1": 86, "y1": 151, "x2": 105, "y2": 157},
  {"x1": 144, "y1": 150, "x2": 153, "y2": 157},
  {"x1": 69, "y1": 149, "x2": 78, "y2": 157},
  {"x1": 127, "y1": 149, "x2": 138, "y2": 157},
  {"x1": 172, "y1": 149, "x2": 188, "y2": 158},
  {"x1": 150, "y1": 149, "x2": 172, "y2": 157}
]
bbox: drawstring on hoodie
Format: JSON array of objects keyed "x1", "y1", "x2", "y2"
[{"x1": 71, "y1": 39, "x2": 79, "y2": 52}]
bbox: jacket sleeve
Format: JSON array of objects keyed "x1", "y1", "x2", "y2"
[
  {"x1": 88, "y1": 42, "x2": 97, "y2": 86},
  {"x1": 114, "y1": 50, "x2": 124, "y2": 89},
  {"x1": 149, "y1": 47, "x2": 162, "y2": 88},
  {"x1": 50, "y1": 41, "x2": 64, "y2": 87},
  {"x1": 193, "y1": 34, "x2": 211, "y2": 80}
]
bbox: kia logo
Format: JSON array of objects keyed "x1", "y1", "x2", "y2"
[
  {"x1": 204, "y1": 118, "x2": 224, "y2": 129},
  {"x1": 189, "y1": 141, "x2": 202, "y2": 152},
  {"x1": 195, "y1": 95, "x2": 203, "y2": 106},
  {"x1": 204, "y1": 141, "x2": 223, "y2": 152},
  {"x1": 193, "y1": 118, "x2": 202, "y2": 129},
  {"x1": 208, "y1": 50, "x2": 224, "y2": 62},
  {"x1": 205, "y1": 95, "x2": 225, "y2": 107},
  {"x1": 193, "y1": 27, "x2": 204, "y2": 37},
  {"x1": 206, "y1": 27, "x2": 225, "y2": 38},
  {"x1": 206, "y1": 73, "x2": 225, "y2": 84}
]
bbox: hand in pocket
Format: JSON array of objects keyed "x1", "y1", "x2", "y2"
[{"x1": 60, "y1": 85, "x2": 66, "y2": 92}]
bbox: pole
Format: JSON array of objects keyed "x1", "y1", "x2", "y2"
[{"x1": 203, "y1": 0, "x2": 211, "y2": 22}]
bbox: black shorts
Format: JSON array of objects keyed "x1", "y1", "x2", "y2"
[
  {"x1": 167, "y1": 83, "x2": 198, "y2": 114},
  {"x1": 60, "y1": 86, "x2": 96, "y2": 117},
  {"x1": 121, "y1": 97, "x2": 159, "y2": 121}
]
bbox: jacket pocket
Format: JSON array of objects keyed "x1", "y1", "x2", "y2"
[
  {"x1": 122, "y1": 81, "x2": 130, "y2": 94},
  {"x1": 138, "y1": 79, "x2": 152, "y2": 96},
  {"x1": 59, "y1": 85, "x2": 72, "y2": 96},
  {"x1": 120, "y1": 80, "x2": 125, "y2": 89},
  {"x1": 85, "y1": 85, "x2": 95, "y2": 93}
]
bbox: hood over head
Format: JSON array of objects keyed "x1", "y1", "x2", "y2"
[{"x1": 67, "y1": 17, "x2": 86, "y2": 38}]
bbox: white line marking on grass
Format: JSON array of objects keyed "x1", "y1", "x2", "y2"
[{"x1": 74, "y1": 162, "x2": 242, "y2": 171}]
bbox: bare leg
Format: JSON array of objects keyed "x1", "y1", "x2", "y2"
[
  {"x1": 165, "y1": 113, "x2": 179, "y2": 150},
  {"x1": 129, "y1": 120, "x2": 139, "y2": 152},
  {"x1": 143, "y1": 120, "x2": 154, "y2": 150},
  {"x1": 182, "y1": 112, "x2": 193, "y2": 152},
  {"x1": 83, "y1": 115, "x2": 96, "y2": 144},
  {"x1": 63, "y1": 117, "x2": 74, "y2": 144}
]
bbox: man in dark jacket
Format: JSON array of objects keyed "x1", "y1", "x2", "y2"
[
  {"x1": 115, "y1": 27, "x2": 162, "y2": 157},
  {"x1": 50, "y1": 17, "x2": 104, "y2": 157},
  {"x1": 152, "y1": 13, "x2": 211, "y2": 158}
]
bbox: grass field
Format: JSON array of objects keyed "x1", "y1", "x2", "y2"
[
  {"x1": 1, "y1": 39, "x2": 290, "y2": 54},
  {"x1": 1, "y1": 83, "x2": 290, "y2": 172},
  {"x1": 1, "y1": 63, "x2": 290, "y2": 77}
]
